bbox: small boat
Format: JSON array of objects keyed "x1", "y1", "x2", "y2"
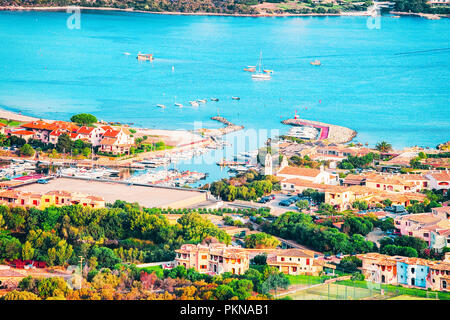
[
  {"x1": 189, "y1": 101, "x2": 199, "y2": 107},
  {"x1": 197, "y1": 99, "x2": 207, "y2": 104},
  {"x1": 123, "y1": 52, "x2": 131, "y2": 55},
  {"x1": 174, "y1": 103, "x2": 183, "y2": 107},
  {"x1": 252, "y1": 51, "x2": 271, "y2": 80},
  {"x1": 137, "y1": 53, "x2": 154, "y2": 61},
  {"x1": 232, "y1": 97, "x2": 240, "y2": 100},
  {"x1": 252, "y1": 73, "x2": 271, "y2": 80},
  {"x1": 391, "y1": 15, "x2": 400, "y2": 18},
  {"x1": 156, "y1": 104, "x2": 166, "y2": 108},
  {"x1": 263, "y1": 69, "x2": 273, "y2": 73},
  {"x1": 310, "y1": 60, "x2": 321, "y2": 66},
  {"x1": 244, "y1": 66, "x2": 256, "y2": 72},
  {"x1": 210, "y1": 98, "x2": 219, "y2": 102}
]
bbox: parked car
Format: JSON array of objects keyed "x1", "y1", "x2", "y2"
[
  {"x1": 258, "y1": 196, "x2": 270, "y2": 203},
  {"x1": 36, "y1": 179, "x2": 49, "y2": 184},
  {"x1": 279, "y1": 199, "x2": 292, "y2": 207},
  {"x1": 324, "y1": 254, "x2": 332, "y2": 260}
]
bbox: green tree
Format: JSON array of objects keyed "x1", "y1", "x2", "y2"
[
  {"x1": 375, "y1": 141, "x2": 392, "y2": 152},
  {"x1": 296, "y1": 200, "x2": 310, "y2": 211},
  {"x1": 0, "y1": 290, "x2": 40, "y2": 300},
  {"x1": 244, "y1": 232, "x2": 280, "y2": 249},
  {"x1": 19, "y1": 143, "x2": 34, "y2": 157},
  {"x1": 21, "y1": 241, "x2": 35, "y2": 260},
  {"x1": 261, "y1": 272, "x2": 290, "y2": 296},
  {"x1": 70, "y1": 113, "x2": 98, "y2": 125},
  {"x1": 56, "y1": 133, "x2": 73, "y2": 153}
]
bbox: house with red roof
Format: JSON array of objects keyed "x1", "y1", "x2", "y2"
[
  {"x1": 20, "y1": 120, "x2": 79, "y2": 144},
  {"x1": 9, "y1": 130, "x2": 35, "y2": 141},
  {"x1": 76, "y1": 126, "x2": 107, "y2": 146},
  {"x1": 98, "y1": 128, "x2": 134, "y2": 155}
]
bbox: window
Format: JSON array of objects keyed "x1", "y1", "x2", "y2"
[
  {"x1": 200, "y1": 265, "x2": 207, "y2": 270},
  {"x1": 411, "y1": 268, "x2": 415, "y2": 274},
  {"x1": 201, "y1": 255, "x2": 207, "y2": 260},
  {"x1": 45, "y1": 198, "x2": 49, "y2": 202}
]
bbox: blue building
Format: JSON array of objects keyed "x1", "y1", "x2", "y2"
[{"x1": 397, "y1": 259, "x2": 429, "y2": 288}]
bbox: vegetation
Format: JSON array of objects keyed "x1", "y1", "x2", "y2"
[
  {"x1": 207, "y1": 170, "x2": 280, "y2": 202},
  {"x1": 262, "y1": 212, "x2": 375, "y2": 255},
  {"x1": 0, "y1": 203, "x2": 232, "y2": 267},
  {"x1": 244, "y1": 232, "x2": 280, "y2": 249},
  {"x1": 70, "y1": 113, "x2": 98, "y2": 126},
  {"x1": 375, "y1": 141, "x2": 392, "y2": 153},
  {"x1": 1, "y1": 263, "x2": 291, "y2": 300},
  {"x1": 338, "y1": 152, "x2": 379, "y2": 169}
]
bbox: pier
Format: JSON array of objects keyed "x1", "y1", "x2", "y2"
[
  {"x1": 198, "y1": 116, "x2": 244, "y2": 137},
  {"x1": 282, "y1": 118, "x2": 357, "y2": 144}
]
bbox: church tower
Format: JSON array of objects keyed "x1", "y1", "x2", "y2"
[{"x1": 264, "y1": 153, "x2": 273, "y2": 176}]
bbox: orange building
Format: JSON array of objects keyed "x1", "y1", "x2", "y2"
[{"x1": 175, "y1": 242, "x2": 249, "y2": 275}]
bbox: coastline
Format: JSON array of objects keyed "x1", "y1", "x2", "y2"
[{"x1": 0, "y1": 5, "x2": 369, "y2": 17}]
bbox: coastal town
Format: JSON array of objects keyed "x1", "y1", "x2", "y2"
[
  {"x1": 0, "y1": 0, "x2": 448, "y2": 307},
  {"x1": 0, "y1": 107, "x2": 448, "y2": 301}
]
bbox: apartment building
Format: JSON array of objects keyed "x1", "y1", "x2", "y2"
[{"x1": 175, "y1": 242, "x2": 250, "y2": 275}]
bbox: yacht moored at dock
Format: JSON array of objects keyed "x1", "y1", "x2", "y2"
[{"x1": 156, "y1": 104, "x2": 166, "y2": 108}]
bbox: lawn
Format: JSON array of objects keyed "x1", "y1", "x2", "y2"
[
  {"x1": 137, "y1": 265, "x2": 164, "y2": 278},
  {"x1": 336, "y1": 279, "x2": 450, "y2": 300},
  {"x1": 0, "y1": 118, "x2": 22, "y2": 127},
  {"x1": 288, "y1": 283, "x2": 377, "y2": 300},
  {"x1": 388, "y1": 295, "x2": 436, "y2": 300}
]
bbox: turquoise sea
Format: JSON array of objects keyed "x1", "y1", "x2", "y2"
[{"x1": 0, "y1": 11, "x2": 449, "y2": 151}]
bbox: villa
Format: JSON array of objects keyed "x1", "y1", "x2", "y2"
[
  {"x1": 0, "y1": 189, "x2": 105, "y2": 210},
  {"x1": 175, "y1": 242, "x2": 250, "y2": 275},
  {"x1": 277, "y1": 165, "x2": 335, "y2": 185},
  {"x1": 358, "y1": 252, "x2": 450, "y2": 291},
  {"x1": 394, "y1": 212, "x2": 450, "y2": 251},
  {"x1": 266, "y1": 248, "x2": 335, "y2": 276}
]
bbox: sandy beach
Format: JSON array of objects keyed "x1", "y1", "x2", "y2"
[{"x1": 0, "y1": 108, "x2": 46, "y2": 122}]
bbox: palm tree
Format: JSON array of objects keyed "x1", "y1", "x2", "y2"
[{"x1": 375, "y1": 141, "x2": 392, "y2": 153}]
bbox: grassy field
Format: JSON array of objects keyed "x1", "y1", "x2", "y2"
[
  {"x1": 137, "y1": 265, "x2": 164, "y2": 278},
  {"x1": 336, "y1": 279, "x2": 450, "y2": 300},
  {"x1": 287, "y1": 283, "x2": 378, "y2": 300},
  {"x1": 388, "y1": 295, "x2": 436, "y2": 300},
  {"x1": 0, "y1": 118, "x2": 22, "y2": 127}
]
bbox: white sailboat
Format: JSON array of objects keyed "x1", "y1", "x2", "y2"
[{"x1": 251, "y1": 51, "x2": 271, "y2": 80}]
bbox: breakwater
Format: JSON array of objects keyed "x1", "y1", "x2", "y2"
[
  {"x1": 282, "y1": 118, "x2": 357, "y2": 144},
  {"x1": 210, "y1": 116, "x2": 244, "y2": 135}
]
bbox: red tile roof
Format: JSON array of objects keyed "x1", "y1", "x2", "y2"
[
  {"x1": 77, "y1": 126, "x2": 95, "y2": 134},
  {"x1": 278, "y1": 166, "x2": 321, "y2": 177},
  {"x1": 103, "y1": 129, "x2": 120, "y2": 138},
  {"x1": 11, "y1": 130, "x2": 34, "y2": 136}
]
